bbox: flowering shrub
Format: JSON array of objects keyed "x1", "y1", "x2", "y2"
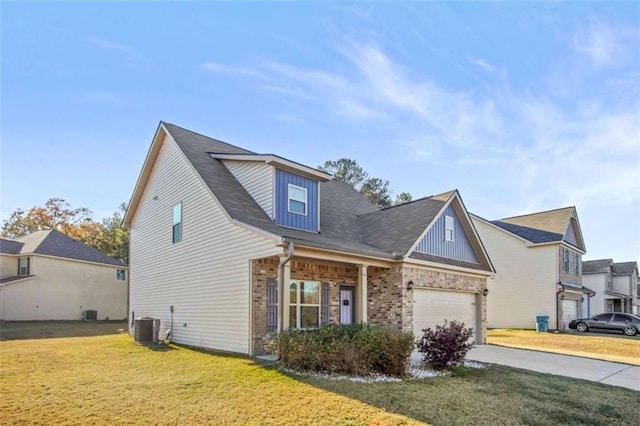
[{"x1": 416, "y1": 320, "x2": 474, "y2": 370}]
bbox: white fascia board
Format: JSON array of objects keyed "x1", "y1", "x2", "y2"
[{"x1": 211, "y1": 153, "x2": 332, "y2": 181}]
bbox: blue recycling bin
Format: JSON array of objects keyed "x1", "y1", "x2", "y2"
[{"x1": 535, "y1": 315, "x2": 549, "y2": 332}]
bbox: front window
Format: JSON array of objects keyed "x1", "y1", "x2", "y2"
[
  {"x1": 444, "y1": 215, "x2": 455, "y2": 242},
  {"x1": 574, "y1": 253, "x2": 580, "y2": 275},
  {"x1": 562, "y1": 248, "x2": 570, "y2": 272},
  {"x1": 18, "y1": 257, "x2": 30, "y2": 275},
  {"x1": 594, "y1": 313, "x2": 612, "y2": 321},
  {"x1": 289, "y1": 280, "x2": 320, "y2": 328},
  {"x1": 172, "y1": 202, "x2": 182, "y2": 243},
  {"x1": 288, "y1": 184, "x2": 307, "y2": 215}
]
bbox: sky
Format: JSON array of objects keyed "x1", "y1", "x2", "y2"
[{"x1": 2, "y1": 1, "x2": 639, "y2": 262}]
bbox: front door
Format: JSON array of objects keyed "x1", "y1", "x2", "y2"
[{"x1": 340, "y1": 286, "x2": 355, "y2": 325}]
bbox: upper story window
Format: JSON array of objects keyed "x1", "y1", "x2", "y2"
[
  {"x1": 562, "y1": 248, "x2": 570, "y2": 272},
  {"x1": 574, "y1": 253, "x2": 580, "y2": 275},
  {"x1": 444, "y1": 215, "x2": 455, "y2": 242},
  {"x1": 18, "y1": 257, "x2": 30, "y2": 276},
  {"x1": 288, "y1": 184, "x2": 307, "y2": 216},
  {"x1": 117, "y1": 269, "x2": 126, "y2": 280},
  {"x1": 172, "y1": 202, "x2": 182, "y2": 243}
]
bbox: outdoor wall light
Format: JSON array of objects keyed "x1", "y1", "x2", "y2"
[
  {"x1": 482, "y1": 288, "x2": 489, "y2": 296},
  {"x1": 407, "y1": 280, "x2": 414, "y2": 290}
]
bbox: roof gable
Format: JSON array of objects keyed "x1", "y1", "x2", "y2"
[
  {"x1": 614, "y1": 261, "x2": 639, "y2": 275},
  {"x1": 582, "y1": 259, "x2": 613, "y2": 274}
]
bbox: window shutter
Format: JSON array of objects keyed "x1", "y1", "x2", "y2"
[
  {"x1": 267, "y1": 278, "x2": 278, "y2": 332},
  {"x1": 321, "y1": 282, "x2": 330, "y2": 325}
]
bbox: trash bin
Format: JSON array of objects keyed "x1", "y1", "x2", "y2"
[{"x1": 535, "y1": 315, "x2": 549, "y2": 332}]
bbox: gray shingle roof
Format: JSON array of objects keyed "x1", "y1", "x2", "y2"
[
  {"x1": 0, "y1": 239, "x2": 24, "y2": 254},
  {"x1": 7, "y1": 230, "x2": 126, "y2": 267},
  {"x1": 163, "y1": 122, "x2": 492, "y2": 271},
  {"x1": 491, "y1": 221, "x2": 564, "y2": 243},
  {"x1": 582, "y1": 259, "x2": 613, "y2": 274},
  {"x1": 614, "y1": 261, "x2": 638, "y2": 275}
]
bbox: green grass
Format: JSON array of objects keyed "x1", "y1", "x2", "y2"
[
  {"x1": 488, "y1": 329, "x2": 640, "y2": 365},
  {"x1": 1, "y1": 334, "x2": 639, "y2": 425}
]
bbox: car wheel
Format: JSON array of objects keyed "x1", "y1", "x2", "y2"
[
  {"x1": 623, "y1": 326, "x2": 637, "y2": 336},
  {"x1": 576, "y1": 322, "x2": 589, "y2": 332}
]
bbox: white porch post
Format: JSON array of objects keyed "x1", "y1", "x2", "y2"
[
  {"x1": 282, "y1": 262, "x2": 291, "y2": 330},
  {"x1": 357, "y1": 264, "x2": 368, "y2": 323}
]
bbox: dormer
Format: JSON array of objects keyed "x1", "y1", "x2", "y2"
[{"x1": 210, "y1": 153, "x2": 331, "y2": 232}]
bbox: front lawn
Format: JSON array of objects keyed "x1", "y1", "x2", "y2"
[
  {"x1": 2, "y1": 335, "x2": 639, "y2": 425},
  {"x1": 488, "y1": 329, "x2": 640, "y2": 366}
]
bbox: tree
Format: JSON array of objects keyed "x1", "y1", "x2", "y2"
[
  {"x1": 1, "y1": 198, "x2": 129, "y2": 264},
  {"x1": 394, "y1": 192, "x2": 413, "y2": 205},
  {"x1": 359, "y1": 178, "x2": 392, "y2": 208},
  {"x1": 1, "y1": 198, "x2": 94, "y2": 239},
  {"x1": 319, "y1": 158, "x2": 407, "y2": 209},
  {"x1": 318, "y1": 158, "x2": 368, "y2": 189}
]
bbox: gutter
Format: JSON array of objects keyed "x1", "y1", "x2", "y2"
[{"x1": 277, "y1": 242, "x2": 294, "y2": 333}]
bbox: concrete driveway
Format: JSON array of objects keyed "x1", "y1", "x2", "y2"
[{"x1": 466, "y1": 345, "x2": 640, "y2": 392}]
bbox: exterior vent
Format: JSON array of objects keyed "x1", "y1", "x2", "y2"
[
  {"x1": 83, "y1": 310, "x2": 97, "y2": 321},
  {"x1": 134, "y1": 317, "x2": 161, "y2": 342}
]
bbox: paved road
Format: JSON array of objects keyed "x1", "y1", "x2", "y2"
[{"x1": 466, "y1": 345, "x2": 640, "y2": 392}]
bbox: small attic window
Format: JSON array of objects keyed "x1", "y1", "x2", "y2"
[
  {"x1": 18, "y1": 257, "x2": 30, "y2": 276},
  {"x1": 172, "y1": 202, "x2": 182, "y2": 243},
  {"x1": 288, "y1": 184, "x2": 307, "y2": 216},
  {"x1": 444, "y1": 215, "x2": 455, "y2": 242}
]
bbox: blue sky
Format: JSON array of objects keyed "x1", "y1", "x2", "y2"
[{"x1": 2, "y1": 2, "x2": 639, "y2": 262}]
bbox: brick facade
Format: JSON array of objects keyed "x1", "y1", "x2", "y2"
[{"x1": 251, "y1": 257, "x2": 489, "y2": 354}]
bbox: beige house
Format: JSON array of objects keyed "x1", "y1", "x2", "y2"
[
  {"x1": 124, "y1": 122, "x2": 495, "y2": 356},
  {"x1": 0, "y1": 230, "x2": 128, "y2": 321},
  {"x1": 582, "y1": 260, "x2": 638, "y2": 315},
  {"x1": 471, "y1": 207, "x2": 591, "y2": 331}
]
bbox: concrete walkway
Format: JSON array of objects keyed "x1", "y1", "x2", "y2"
[{"x1": 465, "y1": 345, "x2": 640, "y2": 392}]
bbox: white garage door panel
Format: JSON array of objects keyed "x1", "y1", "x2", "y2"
[
  {"x1": 414, "y1": 289, "x2": 477, "y2": 342},
  {"x1": 562, "y1": 299, "x2": 578, "y2": 330}
]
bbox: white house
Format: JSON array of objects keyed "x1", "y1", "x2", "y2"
[
  {"x1": 0, "y1": 230, "x2": 128, "y2": 321},
  {"x1": 124, "y1": 122, "x2": 496, "y2": 355},
  {"x1": 471, "y1": 207, "x2": 592, "y2": 331},
  {"x1": 582, "y1": 259, "x2": 638, "y2": 315}
]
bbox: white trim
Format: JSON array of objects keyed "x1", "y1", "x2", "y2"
[
  {"x1": 8, "y1": 253, "x2": 127, "y2": 269},
  {"x1": 402, "y1": 257, "x2": 494, "y2": 278},
  {"x1": 287, "y1": 184, "x2": 308, "y2": 216},
  {"x1": 444, "y1": 215, "x2": 455, "y2": 242},
  {"x1": 210, "y1": 153, "x2": 332, "y2": 181},
  {"x1": 289, "y1": 280, "x2": 322, "y2": 329}
]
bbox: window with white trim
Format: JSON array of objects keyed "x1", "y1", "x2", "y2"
[
  {"x1": 573, "y1": 253, "x2": 580, "y2": 275},
  {"x1": 289, "y1": 280, "x2": 320, "y2": 328},
  {"x1": 172, "y1": 202, "x2": 182, "y2": 243},
  {"x1": 562, "y1": 248, "x2": 570, "y2": 272},
  {"x1": 444, "y1": 215, "x2": 455, "y2": 242},
  {"x1": 288, "y1": 184, "x2": 307, "y2": 215},
  {"x1": 18, "y1": 257, "x2": 30, "y2": 276}
]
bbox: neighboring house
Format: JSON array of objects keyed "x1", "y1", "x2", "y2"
[
  {"x1": 471, "y1": 207, "x2": 592, "y2": 331},
  {"x1": 0, "y1": 230, "x2": 128, "y2": 321},
  {"x1": 583, "y1": 260, "x2": 638, "y2": 315},
  {"x1": 124, "y1": 122, "x2": 495, "y2": 356}
]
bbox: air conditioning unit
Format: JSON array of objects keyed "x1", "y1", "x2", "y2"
[{"x1": 134, "y1": 317, "x2": 160, "y2": 342}]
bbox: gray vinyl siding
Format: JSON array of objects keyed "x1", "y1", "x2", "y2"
[
  {"x1": 416, "y1": 204, "x2": 479, "y2": 264},
  {"x1": 129, "y1": 134, "x2": 280, "y2": 354},
  {"x1": 223, "y1": 160, "x2": 274, "y2": 219},
  {"x1": 564, "y1": 219, "x2": 579, "y2": 247}
]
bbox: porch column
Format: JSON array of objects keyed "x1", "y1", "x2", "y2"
[
  {"x1": 282, "y1": 262, "x2": 291, "y2": 330},
  {"x1": 357, "y1": 264, "x2": 368, "y2": 323}
]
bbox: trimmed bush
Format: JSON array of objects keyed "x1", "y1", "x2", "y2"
[
  {"x1": 415, "y1": 320, "x2": 474, "y2": 370},
  {"x1": 278, "y1": 324, "x2": 414, "y2": 377}
]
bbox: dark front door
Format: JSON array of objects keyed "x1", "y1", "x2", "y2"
[{"x1": 339, "y1": 286, "x2": 356, "y2": 325}]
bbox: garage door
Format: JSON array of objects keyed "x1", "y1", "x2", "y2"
[
  {"x1": 413, "y1": 289, "x2": 477, "y2": 342},
  {"x1": 562, "y1": 299, "x2": 578, "y2": 330}
]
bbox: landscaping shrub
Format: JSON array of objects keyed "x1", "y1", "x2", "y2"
[
  {"x1": 416, "y1": 320, "x2": 474, "y2": 370},
  {"x1": 278, "y1": 324, "x2": 414, "y2": 377}
]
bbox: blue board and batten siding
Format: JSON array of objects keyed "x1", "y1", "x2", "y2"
[
  {"x1": 275, "y1": 169, "x2": 319, "y2": 232},
  {"x1": 415, "y1": 204, "x2": 479, "y2": 263}
]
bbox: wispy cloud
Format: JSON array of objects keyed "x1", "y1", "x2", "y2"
[
  {"x1": 200, "y1": 61, "x2": 265, "y2": 79},
  {"x1": 466, "y1": 56, "x2": 497, "y2": 72},
  {"x1": 84, "y1": 35, "x2": 135, "y2": 54},
  {"x1": 572, "y1": 18, "x2": 626, "y2": 68}
]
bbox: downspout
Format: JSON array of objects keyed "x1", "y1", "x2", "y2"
[
  {"x1": 277, "y1": 242, "x2": 295, "y2": 333},
  {"x1": 556, "y1": 286, "x2": 564, "y2": 331}
]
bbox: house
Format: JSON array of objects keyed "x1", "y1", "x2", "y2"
[
  {"x1": 0, "y1": 230, "x2": 128, "y2": 321},
  {"x1": 582, "y1": 260, "x2": 638, "y2": 315},
  {"x1": 471, "y1": 207, "x2": 592, "y2": 331},
  {"x1": 124, "y1": 122, "x2": 495, "y2": 355}
]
